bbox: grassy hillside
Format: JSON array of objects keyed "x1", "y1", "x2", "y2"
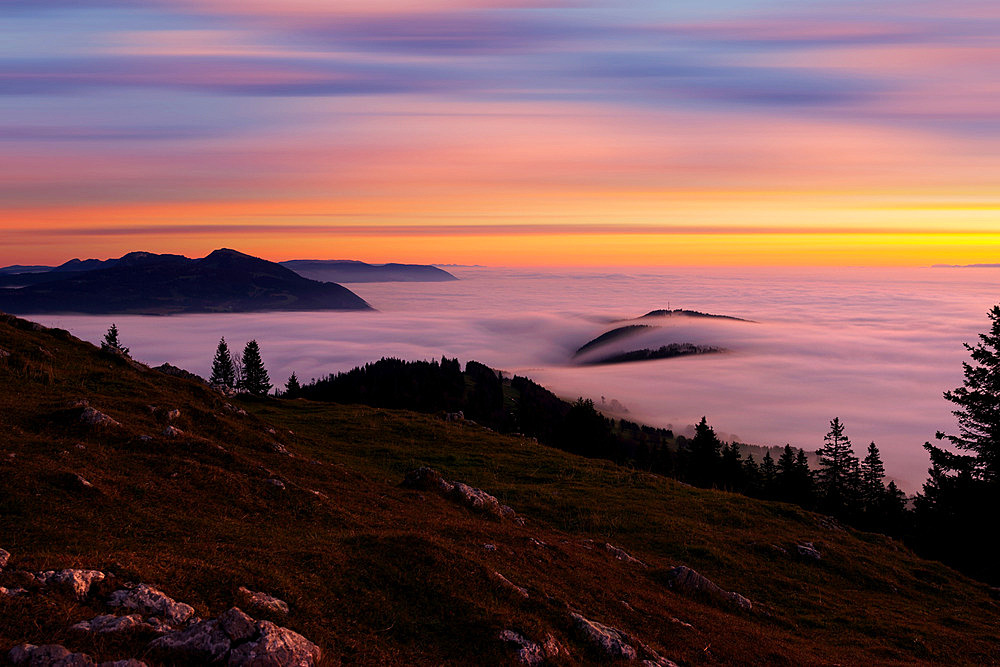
[{"x1": 1, "y1": 313, "x2": 998, "y2": 665}]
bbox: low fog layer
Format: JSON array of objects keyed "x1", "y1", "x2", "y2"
[{"x1": 33, "y1": 266, "x2": 1000, "y2": 492}]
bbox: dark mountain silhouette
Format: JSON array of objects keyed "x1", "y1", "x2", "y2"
[
  {"x1": 0, "y1": 249, "x2": 371, "y2": 314},
  {"x1": 280, "y1": 259, "x2": 458, "y2": 283}
]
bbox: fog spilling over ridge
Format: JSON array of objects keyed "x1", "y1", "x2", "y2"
[{"x1": 31, "y1": 266, "x2": 1000, "y2": 492}]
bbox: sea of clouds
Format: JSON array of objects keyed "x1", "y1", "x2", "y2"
[{"x1": 32, "y1": 266, "x2": 1000, "y2": 492}]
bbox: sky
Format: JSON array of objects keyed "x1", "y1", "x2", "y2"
[{"x1": 2, "y1": 0, "x2": 999, "y2": 266}]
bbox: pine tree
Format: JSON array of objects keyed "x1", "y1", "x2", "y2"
[
  {"x1": 688, "y1": 416, "x2": 723, "y2": 487},
  {"x1": 102, "y1": 323, "x2": 129, "y2": 356},
  {"x1": 931, "y1": 304, "x2": 1000, "y2": 484},
  {"x1": 860, "y1": 442, "x2": 887, "y2": 510},
  {"x1": 817, "y1": 417, "x2": 859, "y2": 512},
  {"x1": 760, "y1": 451, "x2": 777, "y2": 496},
  {"x1": 240, "y1": 340, "x2": 271, "y2": 396},
  {"x1": 285, "y1": 372, "x2": 301, "y2": 398},
  {"x1": 209, "y1": 337, "x2": 236, "y2": 388}
]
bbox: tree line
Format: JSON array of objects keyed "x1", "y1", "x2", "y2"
[{"x1": 103, "y1": 304, "x2": 1000, "y2": 584}]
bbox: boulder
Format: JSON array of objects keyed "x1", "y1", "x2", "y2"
[
  {"x1": 228, "y1": 620, "x2": 322, "y2": 666},
  {"x1": 796, "y1": 542, "x2": 822, "y2": 561},
  {"x1": 166, "y1": 409, "x2": 181, "y2": 421},
  {"x1": 80, "y1": 407, "x2": 120, "y2": 428},
  {"x1": 498, "y1": 630, "x2": 544, "y2": 666},
  {"x1": 147, "y1": 619, "x2": 231, "y2": 663},
  {"x1": 108, "y1": 584, "x2": 195, "y2": 624},
  {"x1": 8, "y1": 644, "x2": 95, "y2": 666},
  {"x1": 237, "y1": 587, "x2": 289, "y2": 616},
  {"x1": 264, "y1": 479, "x2": 286, "y2": 491},
  {"x1": 71, "y1": 614, "x2": 144, "y2": 634},
  {"x1": 571, "y1": 613, "x2": 636, "y2": 660},
  {"x1": 0, "y1": 547, "x2": 10, "y2": 569},
  {"x1": 219, "y1": 607, "x2": 257, "y2": 643},
  {"x1": 0, "y1": 586, "x2": 27, "y2": 596},
  {"x1": 162, "y1": 425, "x2": 183, "y2": 438},
  {"x1": 37, "y1": 569, "x2": 106, "y2": 600},
  {"x1": 665, "y1": 566, "x2": 752, "y2": 611}
]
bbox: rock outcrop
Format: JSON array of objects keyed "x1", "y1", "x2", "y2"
[
  {"x1": 9, "y1": 643, "x2": 96, "y2": 666},
  {"x1": 71, "y1": 614, "x2": 144, "y2": 634},
  {"x1": 108, "y1": 584, "x2": 195, "y2": 624},
  {"x1": 796, "y1": 542, "x2": 822, "y2": 560},
  {"x1": 402, "y1": 467, "x2": 519, "y2": 521},
  {"x1": 605, "y1": 543, "x2": 646, "y2": 567},
  {"x1": 665, "y1": 566, "x2": 752, "y2": 611},
  {"x1": 227, "y1": 619, "x2": 322, "y2": 666},
  {"x1": 498, "y1": 630, "x2": 544, "y2": 666},
  {"x1": 148, "y1": 618, "x2": 231, "y2": 663},
  {"x1": 80, "y1": 407, "x2": 120, "y2": 428},
  {"x1": 236, "y1": 586, "x2": 289, "y2": 616},
  {"x1": 36, "y1": 569, "x2": 106, "y2": 601},
  {"x1": 571, "y1": 613, "x2": 637, "y2": 661}
]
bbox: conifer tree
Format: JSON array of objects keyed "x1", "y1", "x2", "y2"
[
  {"x1": 760, "y1": 451, "x2": 777, "y2": 496},
  {"x1": 102, "y1": 323, "x2": 129, "y2": 356},
  {"x1": 209, "y1": 337, "x2": 236, "y2": 388},
  {"x1": 285, "y1": 372, "x2": 301, "y2": 398},
  {"x1": 931, "y1": 304, "x2": 1000, "y2": 484},
  {"x1": 817, "y1": 417, "x2": 859, "y2": 511},
  {"x1": 860, "y1": 442, "x2": 887, "y2": 509},
  {"x1": 240, "y1": 340, "x2": 271, "y2": 396},
  {"x1": 688, "y1": 416, "x2": 723, "y2": 487}
]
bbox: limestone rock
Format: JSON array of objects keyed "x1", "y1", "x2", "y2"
[
  {"x1": 665, "y1": 566, "x2": 752, "y2": 611},
  {"x1": 0, "y1": 547, "x2": 10, "y2": 569},
  {"x1": 162, "y1": 425, "x2": 183, "y2": 438},
  {"x1": 9, "y1": 644, "x2": 96, "y2": 666},
  {"x1": 491, "y1": 571, "x2": 529, "y2": 599},
  {"x1": 237, "y1": 587, "x2": 289, "y2": 616},
  {"x1": 166, "y1": 409, "x2": 181, "y2": 421},
  {"x1": 605, "y1": 543, "x2": 647, "y2": 567},
  {"x1": 37, "y1": 569, "x2": 105, "y2": 600},
  {"x1": 401, "y1": 467, "x2": 455, "y2": 494},
  {"x1": 0, "y1": 586, "x2": 28, "y2": 596},
  {"x1": 264, "y1": 479, "x2": 286, "y2": 491},
  {"x1": 228, "y1": 620, "x2": 321, "y2": 666},
  {"x1": 219, "y1": 607, "x2": 257, "y2": 643},
  {"x1": 541, "y1": 634, "x2": 563, "y2": 659},
  {"x1": 147, "y1": 619, "x2": 230, "y2": 663},
  {"x1": 498, "y1": 630, "x2": 544, "y2": 666},
  {"x1": 80, "y1": 407, "x2": 120, "y2": 428},
  {"x1": 796, "y1": 542, "x2": 822, "y2": 560},
  {"x1": 71, "y1": 614, "x2": 144, "y2": 634},
  {"x1": 108, "y1": 584, "x2": 195, "y2": 624},
  {"x1": 571, "y1": 613, "x2": 637, "y2": 660},
  {"x1": 58, "y1": 473, "x2": 96, "y2": 494}
]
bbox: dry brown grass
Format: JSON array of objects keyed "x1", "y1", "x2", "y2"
[{"x1": 1, "y1": 313, "x2": 999, "y2": 665}]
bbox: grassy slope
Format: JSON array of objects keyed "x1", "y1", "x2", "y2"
[{"x1": 0, "y1": 314, "x2": 998, "y2": 665}]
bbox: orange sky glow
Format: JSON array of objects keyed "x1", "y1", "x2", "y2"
[{"x1": 2, "y1": 0, "x2": 997, "y2": 266}]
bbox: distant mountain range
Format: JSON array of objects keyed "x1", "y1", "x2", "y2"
[
  {"x1": 932, "y1": 263, "x2": 1000, "y2": 268},
  {"x1": 279, "y1": 259, "x2": 457, "y2": 283},
  {"x1": 0, "y1": 249, "x2": 372, "y2": 315}
]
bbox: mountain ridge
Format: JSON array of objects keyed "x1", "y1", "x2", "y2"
[{"x1": 0, "y1": 249, "x2": 371, "y2": 314}]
